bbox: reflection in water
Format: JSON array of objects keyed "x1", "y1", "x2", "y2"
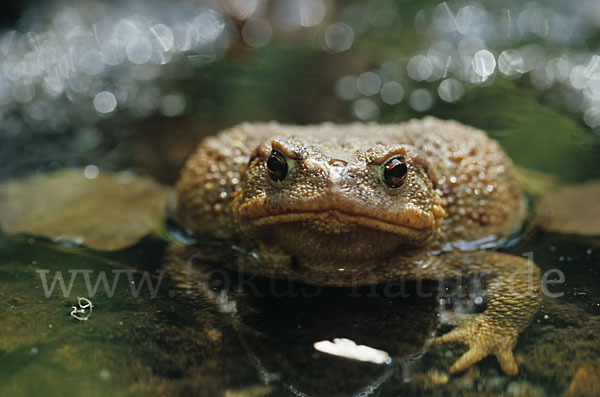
[
  {"x1": 0, "y1": 223, "x2": 599, "y2": 395},
  {"x1": 165, "y1": 244, "x2": 440, "y2": 396}
]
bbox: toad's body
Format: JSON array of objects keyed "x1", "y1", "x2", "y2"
[{"x1": 173, "y1": 117, "x2": 540, "y2": 376}]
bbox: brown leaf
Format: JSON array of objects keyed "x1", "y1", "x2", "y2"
[
  {"x1": 539, "y1": 179, "x2": 600, "y2": 236},
  {"x1": 0, "y1": 168, "x2": 170, "y2": 250}
]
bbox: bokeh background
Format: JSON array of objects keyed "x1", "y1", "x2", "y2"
[{"x1": 0, "y1": 0, "x2": 599, "y2": 185}]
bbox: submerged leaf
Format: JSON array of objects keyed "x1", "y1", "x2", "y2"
[{"x1": 0, "y1": 168, "x2": 170, "y2": 250}]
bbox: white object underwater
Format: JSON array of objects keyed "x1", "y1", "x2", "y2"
[{"x1": 313, "y1": 338, "x2": 392, "y2": 365}]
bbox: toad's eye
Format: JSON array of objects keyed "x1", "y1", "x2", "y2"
[
  {"x1": 267, "y1": 150, "x2": 288, "y2": 181},
  {"x1": 382, "y1": 156, "x2": 408, "y2": 188}
]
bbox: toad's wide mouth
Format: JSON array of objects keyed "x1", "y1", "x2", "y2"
[
  {"x1": 245, "y1": 209, "x2": 433, "y2": 240},
  {"x1": 242, "y1": 209, "x2": 434, "y2": 264}
]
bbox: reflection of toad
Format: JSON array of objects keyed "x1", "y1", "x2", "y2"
[{"x1": 172, "y1": 117, "x2": 540, "y2": 375}]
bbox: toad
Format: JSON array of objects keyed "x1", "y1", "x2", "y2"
[{"x1": 172, "y1": 117, "x2": 540, "y2": 376}]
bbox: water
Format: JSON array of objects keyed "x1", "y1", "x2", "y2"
[{"x1": 1, "y1": 0, "x2": 600, "y2": 396}]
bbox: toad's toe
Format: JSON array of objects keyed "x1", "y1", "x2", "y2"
[{"x1": 433, "y1": 318, "x2": 519, "y2": 376}]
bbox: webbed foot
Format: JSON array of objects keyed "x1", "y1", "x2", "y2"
[
  {"x1": 422, "y1": 251, "x2": 541, "y2": 376},
  {"x1": 433, "y1": 315, "x2": 519, "y2": 376}
]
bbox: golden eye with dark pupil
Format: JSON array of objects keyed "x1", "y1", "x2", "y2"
[
  {"x1": 267, "y1": 150, "x2": 288, "y2": 181},
  {"x1": 383, "y1": 156, "x2": 408, "y2": 188}
]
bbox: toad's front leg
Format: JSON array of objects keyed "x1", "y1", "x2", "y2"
[{"x1": 395, "y1": 251, "x2": 541, "y2": 376}]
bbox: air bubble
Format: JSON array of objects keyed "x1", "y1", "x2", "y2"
[
  {"x1": 472, "y1": 50, "x2": 496, "y2": 77},
  {"x1": 93, "y1": 91, "x2": 117, "y2": 113},
  {"x1": 438, "y1": 78, "x2": 464, "y2": 103},
  {"x1": 409, "y1": 89, "x2": 433, "y2": 112},
  {"x1": 380, "y1": 81, "x2": 404, "y2": 104},
  {"x1": 352, "y1": 98, "x2": 380, "y2": 121},
  {"x1": 356, "y1": 72, "x2": 381, "y2": 96},
  {"x1": 126, "y1": 36, "x2": 153, "y2": 64},
  {"x1": 323, "y1": 23, "x2": 354, "y2": 53},
  {"x1": 242, "y1": 18, "x2": 272, "y2": 48}
]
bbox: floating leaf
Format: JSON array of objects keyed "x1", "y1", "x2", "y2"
[
  {"x1": 539, "y1": 179, "x2": 600, "y2": 236},
  {"x1": 0, "y1": 168, "x2": 170, "y2": 250}
]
